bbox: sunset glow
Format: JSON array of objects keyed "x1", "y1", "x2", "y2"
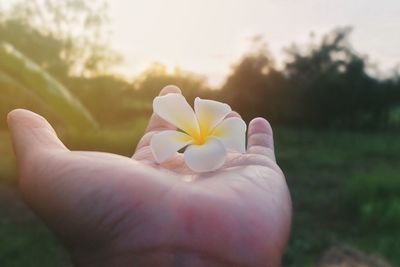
[{"x1": 109, "y1": 0, "x2": 400, "y2": 86}]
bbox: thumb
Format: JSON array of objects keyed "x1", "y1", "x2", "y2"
[
  {"x1": 7, "y1": 109, "x2": 66, "y2": 159},
  {"x1": 7, "y1": 109, "x2": 67, "y2": 160}
]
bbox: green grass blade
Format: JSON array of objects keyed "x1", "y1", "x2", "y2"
[{"x1": 0, "y1": 42, "x2": 98, "y2": 129}]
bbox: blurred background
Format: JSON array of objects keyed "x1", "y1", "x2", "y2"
[{"x1": 0, "y1": 0, "x2": 399, "y2": 266}]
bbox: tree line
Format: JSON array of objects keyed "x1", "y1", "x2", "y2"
[
  {"x1": 219, "y1": 29, "x2": 400, "y2": 129},
  {"x1": 1, "y1": 0, "x2": 399, "y2": 130}
]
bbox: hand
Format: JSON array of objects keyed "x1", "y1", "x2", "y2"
[{"x1": 8, "y1": 86, "x2": 292, "y2": 267}]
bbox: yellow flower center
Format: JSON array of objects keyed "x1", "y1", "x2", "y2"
[
  {"x1": 182, "y1": 117, "x2": 212, "y2": 145},
  {"x1": 191, "y1": 123, "x2": 210, "y2": 145},
  {"x1": 193, "y1": 132, "x2": 208, "y2": 145}
]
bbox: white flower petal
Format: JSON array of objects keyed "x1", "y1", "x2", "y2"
[
  {"x1": 153, "y1": 93, "x2": 200, "y2": 137},
  {"x1": 211, "y1": 117, "x2": 247, "y2": 153},
  {"x1": 150, "y1": 130, "x2": 193, "y2": 163},
  {"x1": 194, "y1": 97, "x2": 232, "y2": 134},
  {"x1": 184, "y1": 138, "x2": 226, "y2": 172}
]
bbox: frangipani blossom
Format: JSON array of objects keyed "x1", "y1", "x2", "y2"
[{"x1": 150, "y1": 93, "x2": 247, "y2": 172}]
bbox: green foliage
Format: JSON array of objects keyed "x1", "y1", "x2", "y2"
[
  {"x1": 60, "y1": 118, "x2": 147, "y2": 155},
  {"x1": 0, "y1": 19, "x2": 70, "y2": 80},
  {"x1": 388, "y1": 99, "x2": 400, "y2": 126},
  {"x1": 2, "y1": 1, "x2": 399, "y2": 131},
  {"x1": 345, "y1": 166, "x2": 400, "y2": 232},
  {"x1": 0, "y1": 68, "x2": 54, "y2": 129},
  {"x1": 222, "y1": 28, "x2": 400, "y2": 129},
  {"x1": 340, "y1": 167, "x2": 400, "y2": 264},
  {"x1": 0, "y1": 132, "x2": 15, "y2": 183},
  {"x1": 0, "y1": 43, "x2": 97, "y2": 129},
  {"x1": 65, "y1": 75, "x2": 145, "y2": 127},
  {"x1": 134, "y1": 62, "x2": 210, "y2": 103},
  {"x1": 1, "y1": 0, "x2": 120, "y2": 76},
  {"x1": 284, "y1": 28, "x2": 385, "y2": 128},
  {"x1": 0, "y1": 223, "x2": 69, "y2": 267},
  {"x1": 278, "y1": 129, "x2": 400, "y2": 266}
]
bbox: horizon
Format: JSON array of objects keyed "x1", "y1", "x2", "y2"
[{"x1": 109, "y1": 0, "x2": 400, "y2": 87}]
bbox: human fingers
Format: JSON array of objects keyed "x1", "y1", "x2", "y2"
[
  {"x1": 134, "y1": 85, "x2": 181, "y2": 154},
  {"x1": 246, "y1": 117, "x2": 275, "y2": 161}
]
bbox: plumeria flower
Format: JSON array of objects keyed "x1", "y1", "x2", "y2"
[{"x1": 150, "y1": 93, "x2": 247, "y2": 172}]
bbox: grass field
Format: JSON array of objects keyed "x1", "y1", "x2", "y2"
[
  {"x1": 276, "y1": 129, "x2": 400, "y2": 266},
  {"x1": 0, "y1": 125, "x2": 399, "y2": 266}
]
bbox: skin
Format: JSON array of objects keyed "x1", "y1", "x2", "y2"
[{"x1": 8, "y1": 86, "x2": 292, "y2": 267}]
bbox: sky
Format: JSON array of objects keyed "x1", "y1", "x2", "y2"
[{"x1": 109, "y1": 0, "x2": 400, "y2": 87}]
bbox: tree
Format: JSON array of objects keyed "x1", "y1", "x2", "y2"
[
  {"x1": 221, "y1": 36, "x2": 288, "y2": 123},
  {"x1": 134, "y1": 62, "x2": 210, "y2": 103},
  {"x1": 222, "y1": 28, "x2": 400, "y2": 129},
  {"x1": 285, "y1": 27, "x2": 389, "y2": 128},
  {"x1": 0, "y1": 0, "x2": 120, "y2": 78}
]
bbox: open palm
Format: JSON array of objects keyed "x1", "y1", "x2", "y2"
[{"x1": 8, "y1": 86, "x2": 291, "y2": 267}]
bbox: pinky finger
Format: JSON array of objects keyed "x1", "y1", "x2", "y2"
[{"x1": 246, "y1": 117, "x2": 276, "y2": 161}]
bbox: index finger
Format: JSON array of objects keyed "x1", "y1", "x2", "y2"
[{"x1": 134, "y1": 85, "x2": 181, "y2": 153}]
